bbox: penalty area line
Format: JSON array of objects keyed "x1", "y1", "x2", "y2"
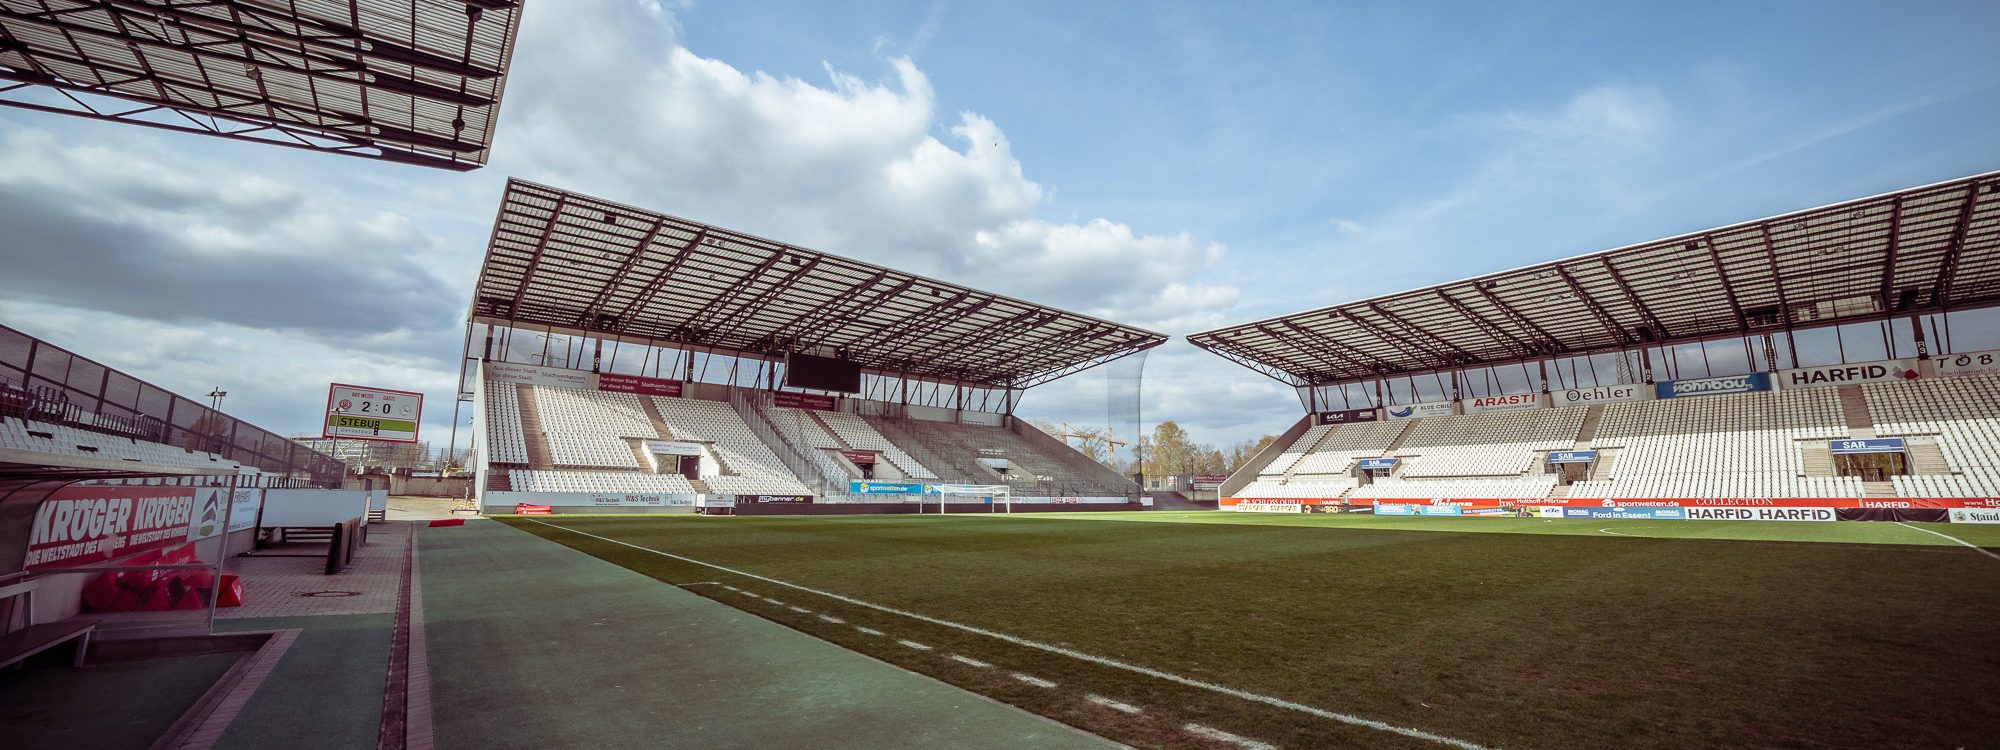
[
  {"x1": 1895, "y1": 521, "x2": 2000, "y2": 563},
  {"x1": 522, "y1": 517, "x2": 1497, "y2": 750}
]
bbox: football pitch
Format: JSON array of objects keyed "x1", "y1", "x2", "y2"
[{"x1": 496, "y1": 512, "x2": 2000, "y2": 749}]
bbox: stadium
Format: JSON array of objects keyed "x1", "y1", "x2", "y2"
[{"x1": 0, "y1": 3, "x2": 1996, "y2": 750}]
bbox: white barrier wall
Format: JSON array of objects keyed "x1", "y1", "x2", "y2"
[{"x1": 260, "y1": 489, "x2": 372, "y2": 527}]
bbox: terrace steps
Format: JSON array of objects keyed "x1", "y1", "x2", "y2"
[
  {"x1": 1837, "y1": 385, "x2": 1875, "y2": 437},
  {"x1": 1574, "y1": 405, "x2": 1605, "y2": 445},
  {"x1": 1588, "y1": 449, "x2": 1619, "y2": 481},
  {"x1": 638, "y1": 396, "x2": 678, "y2": 442},
  {"x1": 1862, "y1": 481, "x2": 1896, "y2": 498},
  {"x1": 1383, "y1": 420, "x2": 1416, "y2": 452},
  {"x1": 515, "y1": 387, "x2": 554, "y2": 471},
  {"x1": 1908, "y1": 441, "x2": 1951, "y2": 474},
  {"x1": 1799, "y1": 444, "x2": 1836, "y2": 477},
  {"x1": 629, "y1": 440, "x2": 656, "y2": 473}
]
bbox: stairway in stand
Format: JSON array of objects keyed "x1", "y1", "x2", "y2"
[
  {"x1": 1799, "y1": 444, "x2": 1836, "y2": 477},
  {"x1": 1837, "y1": 385, "x2": 1876, "y2": 439},
  {"x1": 1574, "y1": 405, "x2": 1605, "y2": 446},
  {"x1": 1862, "y1": 481, "x2": 1896, "y2": 498},
  {"x1": 1384, "y1": 420, "x2": 1417, "y2": 452},
  {"x1": 1549, "y1": 484, "x2": 1571, "y2": 499},
  {"x1": 1907, "y1": 441, "x2": 1952, "y2": 474},
  {"x1": 639, "y1": 397, "x2": 678, "y2": 441},
  {"x1": 516, "y1": 386, "x2": 554, "y2": 471},
  {"x1": 628, "y1": 440, "x2": 656, "y2": 472}
]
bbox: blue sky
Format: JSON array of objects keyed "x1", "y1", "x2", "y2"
[{"x1": 1, "y1": 0, "x2": 1996, "y2": 452}]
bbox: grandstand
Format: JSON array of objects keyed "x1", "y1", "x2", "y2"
[
  {"x1": 0, "y1": 324, "x2": 343, "y2": 485},
  {"x1": 461, "y1": 180, "x2": 1164, "y2": 512},
  {"x1": 1195, "y1": 171, "x2": 2000, "y2": 512},
  {"x1": 0, "y1": 0, "x2": 526, "y2": 170}
]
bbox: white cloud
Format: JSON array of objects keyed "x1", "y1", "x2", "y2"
[{"x1": 498, "y1": 0, "x2": 1233, "y2": 330}]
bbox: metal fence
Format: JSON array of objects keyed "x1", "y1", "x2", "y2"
[{"x1": 0, "y1": 324, "x2": 345, "y2": 485}]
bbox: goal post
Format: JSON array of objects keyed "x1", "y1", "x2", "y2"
[{"x1": 930, "y1": 484, "x2": 1013, "y2": 514}]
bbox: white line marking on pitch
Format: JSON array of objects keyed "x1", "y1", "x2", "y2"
[
  {"x1": 947, "y1": 654, "x2": 992, "y2": 668},
  {"x1": 1086, "y1": 694, "x2": 1142, "y2": 714},
  {"x1": 898, "y1": 639, "x2": 933, "y2": 651},
  {"x1": 817, "y1": 614, "x2": 846, "y2": 624},
  {"x1": 762, "y1": 597, "x2": 785, "y2": 605},
  {"x1": 1011, "y1": 673, "x2": 1057, "y2": 688},
  {"x1": 677, "y1": 581, "x2": 722, "y2": 586},
  {"x1": 720, "y1": 584, "x2": 739, "y2": 591},
  {"x1": 1597, "y1": 526, "x2": 1651, "y2": 537},
  {"x1": 1896, "y1": 521, "x2": 2000, "y2": 562},
  {"x1": 788, "y1": 606, "x2": 812, "y2": 613},
  {"x1": 855, "y1": 626, "x2": 885, "y2": 636},
  {"x1": 1184, "y1": 723, "x2": 1276, "y2": 750},
  {"x1": 524, "y1": 518, "x2": 1495, "y2": 750},
  {"x1": 737, "y1": 590, "x2": 758, "y2": 597}
]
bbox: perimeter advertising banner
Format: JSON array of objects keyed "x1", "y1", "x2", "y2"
[
  {"x1": 1233, "y1": 503, "x2": 1304, "y2": 513},
  {"x1": 597, "y1": 373, "x2": 684, "y2": 397},
  {"x1": 1383, "y1": 401, "x2": 1455, "y2": 420},
  {"x1": 849, "y1": 481, "x2": 927, "y2": 494},
  {"x1": 24, "y1": 486, "x2": 200, "y2": 571},
  {"x1": 1778, "y1": 358, "x2": 1919, "y2": 389},
  {"x1": 1685, "y1": 507, "x2": 1835, "y2": 522},
  {"x1": 1656, "y1": 373, "x2": 1771, "y2": 399},
  {"x1": 1948, "y1": 508, "x2": 2000, "y2": 524},
  {"x1": 1935, "y1": 349, "x2": 2000, "y2": 378}
]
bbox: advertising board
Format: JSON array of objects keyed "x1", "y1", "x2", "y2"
[
  {"x1": 597, "y1": 373, "x2": 684, "y2": 397},
  {"x1": 1561, "y1": 507, "x2": 1686, "y2": 520},
  {"x1": 323, "y1": 383, "x2": 423, "y2": 443},
  {"x1": 483, "y1": 361, "x2": 597, "y2": 390},
  {"x1": 1317, "y1": 408, "x2": 1378, "y2": 424},
  {"x1": 1934, "y1": 349, "x2": 2000, "y2": 378},
  {"x1": 1463, "y1": 393, "x2": 1543, "y2": 415},
  {"x1": 840, "y1": 450, "x2": 879, "y2": 464},
  {"x1": 1191, "y1": 474, "x2": 1228, "y2": 489},
  {"x1": 24, "y1": 486, "x2": 199, "y2": 571},
  {"x1": 849, "y1": 481, "x2": 926, "y2": 495},
  {"x1": 1655, "y1": 373, "x2": 1771, "y2": 399},
  {"x1": 1829, "y1": 438, "x2": 1905, "y2": 455},
  {"x1": 1779, "y1": 359, "x2": 1920, "y2": 389},
  {"x1": 1233, "y1": 503, "x2": 1303, "y2": 513},
  {"x1": 1684, "y1": 507, "x2": 1835, "y2": 522},
  {"x1": 646, "y1": 440, "x2": 706, "y2": 456},
  {"x1": 1555, "y1": 384, "x2": 1649, "y2": 406},
  {"x1": 1384, "y1": 401, "x2": 1455, "y2": 420},
  {"x1": 1547, "y1": 450, "x2": 1597, "y2": 464},
  {"x1": 1948, "y1": 508, "x2": 2000, "y2": 524},
  {"x1": 775, "y1": 391, "x2": 838, "y2": 411},
  {"x1": 1374, "y1": 503, "x2": 1415, "y2": 516},
  {"x1": 1358, "y1": 457, "x2": 1399, "y2": 471},
  {"x1": 741, "y1": 495, "x2": 812, "y2": 504}
]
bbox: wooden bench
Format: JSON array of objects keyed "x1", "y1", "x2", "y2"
[{"x1": 0, "y1": 577, "x2": 93, "y2": 669}]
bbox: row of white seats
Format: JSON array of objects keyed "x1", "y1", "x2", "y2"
[
  {"x1": 1570, "y1": 475, "x2": 1862, "y2": 499},
  {"x1": 1234, "y1": 480, "x2": 1355, "y2": 498},
  {"x1": 1394, "y1": 408, "x2": 1584, "y2": 477},
  {"x1": 1, "y1": 416, "x2": 243, "y2": 471},
  {"x1": 1349, "y1": 477, "x2": 1558, "y2": 500},
  {"x1": 759, "y1": 407, "x2": 853, "y2": 485},
  {"x1": 1893, "y1": 470, "x2": 2000, "y2": 498},
  {"x1": 510, "y1": 469, "x2": 696, "y2": 494},
  {"x1": 530, "y1": 387, "x2": 656, "y2": 468},
  {"x1": 814, "y1": 410, "x2": 937, "y2": 478},
  {"x1": 482, "y1": 382, "x2": 530, "y2": 464},
  {"x1": 1865, "y1": 375, "x2": 2000, "y2": 470},
  {"x1": 651, "y1": 396, "x2": 812, "y2": 495},
  {"x1": 1259, "y1": 424, "x2": 1333, "y2": 476}
]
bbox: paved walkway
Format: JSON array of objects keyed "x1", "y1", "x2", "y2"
[
  {"x1": 220, "y1": 524, "x2": 406, "y2": 619},
  {"x1": 420, "y1": 518, "x2": 1115, "y2": 750}
]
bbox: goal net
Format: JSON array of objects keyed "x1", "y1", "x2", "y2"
[{"x1": 929, "y1": 484, "x2": 1014, "y2": 514}]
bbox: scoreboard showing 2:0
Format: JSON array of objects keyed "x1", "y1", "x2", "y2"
[{"x1": 323, "y1": 383, "x2": 423, "y2": 443}]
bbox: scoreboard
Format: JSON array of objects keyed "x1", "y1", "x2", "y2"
[{"x1": 323, "y1": 383, "x2": 423, "y2": 443}]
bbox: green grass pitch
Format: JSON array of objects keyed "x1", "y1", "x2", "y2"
[{"x1": 497, "y1": 512, "x2": 2000, "y2": 749}]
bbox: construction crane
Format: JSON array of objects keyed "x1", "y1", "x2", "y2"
[{"x1": 1054, "y1": 423, "x2": 1127, "y2": 465}]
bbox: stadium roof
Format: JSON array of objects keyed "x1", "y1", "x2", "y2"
[
  {"x1": 468, "y1": 180, "x2": 1169, "y2": 389},
  {"x1": 0, "y1": 0, "x2": 524, "y2": 171},
  {"x1": 1190, "y1": 170, "x2": 2000, "y2": 387}
]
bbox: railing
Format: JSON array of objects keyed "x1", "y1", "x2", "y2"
[
  {"x1": 1004, "y1": 416, "x2": 1140, "y2": 499},
  {"x1": 727, "y1": 388, "x2": 843, "y2": 495}
]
